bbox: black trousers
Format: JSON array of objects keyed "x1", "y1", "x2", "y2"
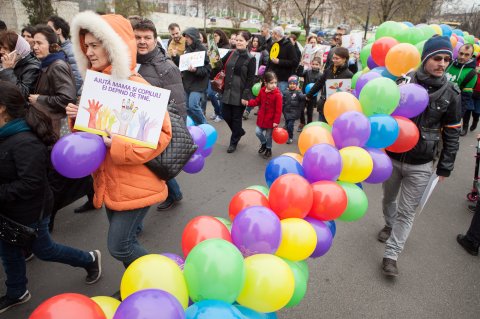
[
  {"x1": 468, "y1": 203, "x2": 480, "y2": 245},
  {"x1": 463, "y1": 110, "x2": 480, "y2": 129},
  {"x1": 222, "y1": 103, "x2": 246, "y2": 146},
  {"x1": 300, "y1": 99, "x2": 315, "y2": 125}
]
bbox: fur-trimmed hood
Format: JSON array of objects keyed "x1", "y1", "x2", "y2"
[{"x1": 71, "y1": 11, "x2": 137, "y2": 80}]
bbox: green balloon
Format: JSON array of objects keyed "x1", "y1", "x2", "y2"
[
  {"x1": 304, "y1": 121, "x2": 332, "y2": 132},
  {"x1": 367, "y1": 36, "x2": 375, "y2": 44},
  {"x1": 465, "y1": 35, "x2": 475, "y2": 45},
  {"x1": 184, "y1": 239, "x2": 245, "y2": 303},
  {"x1": 215, "y1": 217, "x2": 232, "y2": 231},
  {"x1": 360, "y1": 43, "x2": 373, "y2": 69},
  {"x1": 337, "y1": 182, "x2": 368, "y2": 222},
  {"x1": 419, "y1": 26, "x2": 436, "y2": 41},
  {"x1": 359, "y1": 77, "x2": 400, "y2": 116},
  {"x1": 415, "y1": 40, "x2": 426, "y2": 55},
  {"x1": 375, "y1": 21, "x2": 401, "y2": 40},
  {"x1": 252, "y1": 82, "x2": 261, "y2": 96},
  {"x1": 282, "y1": 259, "x2": 308, "y2": 308},
  {"x1": 246, "y1": 185, "x2": 269, "y2": 198},
  {"x1": 296, "y1": 260, "x2": 309, "y2": 280},
  {"x1": 351, "y1": 71, "x2": 362, "y2": 89}
]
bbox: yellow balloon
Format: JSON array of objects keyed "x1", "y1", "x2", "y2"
[
  {"x1": 275, "y1": 218, "x2": 317, "y2": 261},
  {"x1": 362, "y1": 67, "x2": 370, "y2": 74},
  {"x1": 338, "y1": 146, "x2": 373, "y2": 183},
  {"x1": 120, "y1": 254, "x2": 189, "y2": 309},
  {"x1": 237, "y1": 254, "x2": 294, "y2": 313},
  {"x1": 91, "y1": 296, "x2": 120, "y2": 319},
  {"x1": 282, "y1": 152, "x2": 303, "y2": 164},
  {"x1": 430, "y1": 24, "x2": 442, "y2": 35},
  {"x1": 297, "y1": 126, "x2": 334, "y2": 155},
  {"x1": 474, "y1": 44, "x2": 480, "y2": 55}
]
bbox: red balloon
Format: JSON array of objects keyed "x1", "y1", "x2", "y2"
[
  {"x1": 371, "y1": 37, "x2": 399, "y2": 66},
  {"x1": 229, "y1": 189, "x2": 270, "y2": 220},
  {"x1": 386, "y1": 116, "x2": 420, "y2": 153},
  {"x1": 308, "y1": 181, "x2": 347, "y2": 221},
  {"x1": 272, "y1": 128, "x2": 289, "y2": 144},
  {"x1": 29, "y1": 293, "x2": 106, "y2": 319},
  {"x1": 269, "y1": 173, "x2": 313, "y2": 219},
  {"x1": 182, "y1": 216, "x2": 232, "y2": 257}
]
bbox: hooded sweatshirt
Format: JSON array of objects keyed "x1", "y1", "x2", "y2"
[
  {"x1": 181, "y1": 27, "x2": 211, "y2": 93},
  {"x1": 71, "y1": 11, "x2": 172, "y2": 211},
  {"x1": 446, "y1": 58, "x2": 477, "y2": 93}
]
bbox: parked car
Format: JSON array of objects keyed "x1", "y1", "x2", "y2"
[{"x1": 285, "y1": 24, "x2": 302, "y2": 32}]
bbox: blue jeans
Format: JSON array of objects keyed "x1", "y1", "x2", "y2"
[
  {"x1": 285, "y1": 119, "x2": 295, "y2": 139},
  {"x1": 0, "y1": 216, "x2": 93, "y2": 298},
  {"x1": 207, "y1": 82, "x2": 222, "y2": 117},
  {"x1": 106, "y1": 206, "x2": 150, "y2": 268},
  {"x1": 255, "y1": 126, "x2": 273, "y2": 149},
  {"x1": 278, "y1": 81, "x2": 288, "y2": 93},
  {"x1": 167, "y1": 178, "x2": 183, "y2": 201},
  {"x1": 186, "y1": 91, "x2": 207, "y2": 125}
]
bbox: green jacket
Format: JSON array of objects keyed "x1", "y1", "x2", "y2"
[{"x1": 446, "y1": 58, "x2": 477, "y2": 93}]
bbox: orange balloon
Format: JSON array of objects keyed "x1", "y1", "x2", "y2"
[
  {"x1": 450, "y1": 36, "x2": 458, "y2": 48},
  {"x1": 229, "y1": 189, "x2": 270, "y2": 220},
  {"x1": 297, "y1": 126, "x2": 334, "y2": 155},
  {"x1": 385, "y1": 43, "x2": 421, "y2": 76},
  {"x1": 308, "y1": 181, "x2": 347, "y2": 221},
  {"x1": 385, "y1": 116, "x2": 420, "y2": 153},
  {"x1": 282, "y1": 152, "x2": 303, "y2": 164},
  {"x1": 29, "y1": 293, "x2": 106, "y2": 319},
  {"x1": 324, "y1": 92, "x2": 363, "y2": 125},
  {"x1": 182, "y1": 216, "x2": 232, "y2": 257},
  {"x1": 269, "y1": 174, "x2": 313, "y2": 219}
]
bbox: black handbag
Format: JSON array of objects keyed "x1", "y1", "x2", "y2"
[
  {"x1": 0, "y1": 214, "x2": 38, "y2": 248},
  {"x1": 145, "y1": 101, "x2": 198, "y2": 180}
]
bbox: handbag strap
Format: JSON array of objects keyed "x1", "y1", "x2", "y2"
[{"x1": 222, "y1": 51, "x2": 234, "y2": 72}]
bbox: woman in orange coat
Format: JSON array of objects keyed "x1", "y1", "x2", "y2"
[{"x1": 66, "y1": 11, "x2": 172, "y2": 268}]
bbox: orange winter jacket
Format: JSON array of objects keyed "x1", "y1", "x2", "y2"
[{"x1": 71, "y1": 12, "x2": 172, "y2": 211}]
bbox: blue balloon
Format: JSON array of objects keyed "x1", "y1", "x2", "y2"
[
  {"x1": 356, "y1": 182, "x2": 363, "y2": 189},
  {"x1": 265, "y1": 313, "x2": 278, "y2": 319},
  {"x1": 402, "y1": 21, "x2": 414, "y2": 28},
  {"x1": 236, "y1": 305, "x2": 272, "y2": 319},
  {"x1": 365, "y1": 114, "x2": 399, "y2": 148},
  {"x1": 198, "y1": 123, "x2": 218, "y2": 149},
  {"x1": 187, "y1": 116, "x2": 195, "y2": 127},
  {"x1": 452, "y1": 29, "x2": 464, "y2": 37},
  {"x1": 265, "y1": 155, "x2": 305, "y2": 187},
  {"x1": 324, "y1": 220, "x2": 336, "y2": 238},
  {"x1": 440, "y1": 24, "x2": 452, "y2": 38},
  {"x1": 371, "y1": 67, "x2": 397, "y2": 80},
  {"x1": 305, "y1": 83, "x2": 318, "y2": 96},
  {"x1": 186, "y1": 300, "x2": 244, "y2": 319}
]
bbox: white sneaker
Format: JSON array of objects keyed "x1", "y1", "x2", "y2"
[
  {"x1": 209, "y1": 114, "x2": 217, "y2": 120},
  {"x1": 213, "y1": 115, "x2": 222, "y2": 122}
]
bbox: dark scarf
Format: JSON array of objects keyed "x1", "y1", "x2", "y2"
[
  {"x1": 137, "y1": 46, "x2": 162, "y2": 64},
  {"x1": 414, "y1": 67, "x2": 449, "y2": 99},
  {"x1": 0, "y1": 118, "x2": 31, "y2": 139},
  {"x1": 41, "y1": 51, "x2": 67, "y2": 68}
]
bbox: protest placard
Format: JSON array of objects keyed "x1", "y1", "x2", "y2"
[
  {"x1": 218, "y1": 48, "x2": 230, "y2": 58},
  {"x1": 178, "y1": 51, "x2": 206, "y2": 71},
  {"x1": 74, "y1": 70, "x2": 170, "y2": 149},
  {"x1": 342, "y1": 33, "x2": 363, "y2": 53},
  {"x1": 301, "y1": 44, "x2": 319, "y2": 70},
  {"x1": 326, "y1": 79, "x2": 352, "y2": 98},
  {"x1": 207, "y1": 34, "x2": 221, "y2": 69}
]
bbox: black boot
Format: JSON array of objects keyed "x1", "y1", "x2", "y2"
[
  {"x1": 471, "y1": 119, "x2": 478, "y2": 131},
  {"x1": 460, "y1": 123, "x2": 468, "y2": 136},
  {"x1": 258, "y1": 143, "x2": 267, "y2": 154},
  {"x1": 263, "y1": 148, "x2": 272, "y2": 159},
  {"x1": 74, "y1": 200, "x2": 95, "y2": 213},
  {"x1": 456, "y1": 234, "x2": 479, "y2": 256}
]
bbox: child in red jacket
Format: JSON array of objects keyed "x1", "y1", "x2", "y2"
[{"x1": 242, "y1": 71, "x2": 283, "y2": 158}]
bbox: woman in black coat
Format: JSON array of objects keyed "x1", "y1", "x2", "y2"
[
  {"x1": 213, "y1": 31, "x2": 256, "y2": 153},
  {"x1": 306, "y1": 47, "x2": 353, "y2": 122},
  {"x1": 0, "y1": 81, "x2": 101, "y2": 313}
]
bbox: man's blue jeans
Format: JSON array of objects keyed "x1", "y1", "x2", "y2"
[
  {"x1": 0, "y1": 216, "x2": 93, "y2": 298},
  {"x1": 106, "y1": 206, "x2": 150, "y2": 268},
  {"x1": 167, "y1": 178, "x2": 183, "y2": 201},
  {"x1": 186, "y1": 91, "x2": 207, "y2": 125}
]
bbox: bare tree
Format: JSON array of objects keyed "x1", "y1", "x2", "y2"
[
  {"x1": 459, "y1": 5, "x2": 480, "y2": 36},
  {"x1": 21, "y1": 0, "x2": 55, "y2": 25},
  {"x1": 292, "y1": 0, "x2": 325, "y2": 36},
  {"x1": 237, "y1": 0, "x2": 282, "y2": 25}
]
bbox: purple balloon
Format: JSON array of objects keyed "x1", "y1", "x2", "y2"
[
  {"x1": 453, "y1": 42, "x2": 462, "y2": 59},
  {"x1": 302, "y1": 144, "x2": 342, "y2": 183},
  {"x1": 304, "y1": 217, "x2": 333, "y2": 258},
  {"x1": 352, "y1": 88, "x2": 359, "y2": 98},
  {"x1": 391, "y1": 83, "x2": 429, "y2": 118},
  {"x1": 231, "y1": 206, "x2": 281, "y2": 256},
  {"x1": 364, "y1": 148, "x2": 393, "y2": 184},
  {"x1": 332, "y1": 111, "x2": 371, "y2": 148},
  {"x1": 188, "y1": 126, "x2": 207, "y2": 150},
  {"x1": 199, "y1": 146, "x2": 213, "y2": 157},
  {"x1": 161, "y1": 253, "x2": 185, "y2": 270},
  {"x1": 356, "y1": 72, "x2": 381, "y2": 94},
  {"x1": 183, "y1": 153, "x2": 205, "y2": 174},
  {"x1": 258, "y1": 65, "x2": 266, "y2": 76},
  {"x1": 367, "y1": 55, "x2": 378, "y2": 69},
  {"x1": 51, "y1": 132, "x2": 106, "y2": 179},
  {"x1": 114, "y1": 289, "x2": 185, "y2": 319}
]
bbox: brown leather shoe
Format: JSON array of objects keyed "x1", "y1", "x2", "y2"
[
  {"x1": 377, "y1": 226, "x2": 392, "y2": 243},
  {"x1": 382, "y1": 258, "x2": 399, "y2": 277}
]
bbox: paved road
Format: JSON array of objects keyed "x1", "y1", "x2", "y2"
[{"x1": 2, "y1": 109, "x2": 480, "y2": 319}]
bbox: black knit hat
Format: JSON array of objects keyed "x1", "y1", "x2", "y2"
[{"x1": 421, "y1": 35, "x2": 453, "y2": 64}]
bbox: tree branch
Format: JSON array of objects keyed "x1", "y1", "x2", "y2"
[{"x1": 308, "y1": 0, "x2": 325, "y2": 20}]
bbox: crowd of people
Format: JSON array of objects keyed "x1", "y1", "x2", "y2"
[{"x1": 0, "y1": 12, "x2": 479, "y2": 314}]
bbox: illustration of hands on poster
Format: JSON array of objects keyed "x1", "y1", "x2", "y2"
[{"x1": 74, "y1": 70, "x2": 170, "y2": 149}]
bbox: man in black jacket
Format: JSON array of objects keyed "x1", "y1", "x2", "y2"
[
  {"x1": 133, "y1": 19, "x2": 186, "y2": 211},
  {"x1": 379, "y1": 36, "x2": 462, "y2": 277},
  {"x1": 266, "y1": 27, "x2": 299, "y2": 93},
  {"x1": 181, "y1": 27, "x2": 210, "y2": 125}
]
